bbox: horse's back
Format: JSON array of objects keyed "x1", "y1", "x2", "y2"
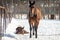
[
  {"x1": 36, "y1": 8, "x2": 42, "y2": 20},
  {"x1": 28, "y1": 7, "x2": 42, "y2": 26},
  {"x1": 31, "y1": 7, "x2": 42, "y2": 20}
]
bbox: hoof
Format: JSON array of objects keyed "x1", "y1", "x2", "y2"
[
  {"x1": 33, "y1": 33, "x2": 34, "y2": 35},
  {"x1": 35, "y1": 36, "x2": 37, "y2": 38},
  {"x1": 30, "y1": 36, "x2": 32, "y2": 38},
  {"x1": 35, "y1": 37, "x2": 37, "y2": 38}
]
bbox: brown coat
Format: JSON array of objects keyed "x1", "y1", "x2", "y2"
[
  {"x1": 28, "y1": 7, "x2": 42, "y2": 27},
  {"x1": 32, "y1": 8, "x2": 42, "y2": 21}
]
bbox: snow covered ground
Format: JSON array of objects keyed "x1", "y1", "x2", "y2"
[{"x1": 2, "y1": 18, "x2": 60, "y2": 40}]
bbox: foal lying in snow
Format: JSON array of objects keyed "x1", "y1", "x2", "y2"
[{"x1": 15, "y1": 26, "x2": 29, "y2": 34}]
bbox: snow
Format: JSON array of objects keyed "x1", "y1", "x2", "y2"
[{"x1": 2, "y1": 18, "x2": 60, "y2": 40}]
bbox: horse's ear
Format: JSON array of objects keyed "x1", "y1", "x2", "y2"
[
  {"x1": 29, "y1": 1, "x2": 35, "y2": 7},
  {"x1": 29, "y1": 1, "x2": 35, "y2": 4},
  {"x1": 32, "y1": 1, "x2": 35, "y2": 5},
  {"x1": 29, "y1": 1, "x2": 31, "y2": 4}
]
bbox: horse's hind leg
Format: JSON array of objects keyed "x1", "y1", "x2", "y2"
[
  {"x1": 35, "y1": 25, "x2": 37, "y2": 38},
  {"x1": 30, "y1": 24, "x2": 32, "y2": 38}
]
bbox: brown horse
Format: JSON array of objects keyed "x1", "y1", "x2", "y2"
[{"x1": 28, "y1": 1, "x2": 42, "y2": 38}]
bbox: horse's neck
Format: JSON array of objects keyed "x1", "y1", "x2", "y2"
[
  {"x1": 29, "y1": 7, "x2": 36, "y2": 14},
  {"x1": 30, "y1": 7, "x2": 33, "y2": 13},
  {"x1": 34, "y1": 8, "x2": 36, "y2": 14}
]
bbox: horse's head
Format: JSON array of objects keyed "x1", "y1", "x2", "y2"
[
  {"x1": 29, "y1": 1, "x2": 37, "y2": 18},
  {"x1": 29, "y1": 8, "x2": 37, "y2": 18}
]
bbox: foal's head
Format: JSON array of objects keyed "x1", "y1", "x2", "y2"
[{"x1": 16, "y1": 27, "x2": 24, "y2": 34}]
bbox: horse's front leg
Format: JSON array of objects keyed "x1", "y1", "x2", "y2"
[
  {"x1": 30, "y1": 24, "x2": 32, "y2": 38},
  {"x1": 33, "y1": 27, "x2": 34, "y2": 35},
  {"x1": 35, "y1": 25, "x2": 37, "y2": 38}
]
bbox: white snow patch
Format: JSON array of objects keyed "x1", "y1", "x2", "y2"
[{"x1": 3, "y1": 18, "x2": 60, "y2": 40}]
